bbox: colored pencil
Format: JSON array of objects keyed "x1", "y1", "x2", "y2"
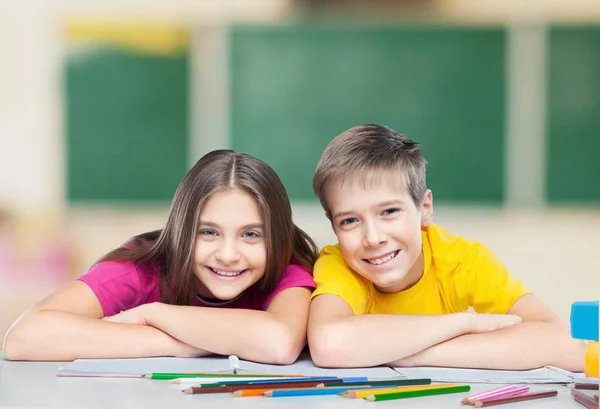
[
  {"x1": 365, "y1": 385, "x2": 471, "y2": 402},
  {"x1": 572, "y1": 383, "x2": 599, "y2": 391},
  {"x1": 342, "y1": 384, "x2": 457, "y2": 399},
  {"x1": 249, "y1": 376, "x2": 364, "y2": 384},
  {"x1": 143, "y1": 372, "x2": 302, "y2": 380},
  {"x1": 187, "y1": 376, "x2": 340, "y2": 388},
  {"x1": 473, "y1": 390, "x2": 558, "y2": 407},
  {"x1": 263, "y1": 384, "x2": 391, "y2": 397},
  {"x1": 170, "y1": 376, "x2": 272, "y2": 384},
  {"x1": 324, "y1": 378, "x2": 431, "y2": 388},
  {"x1": 462, "y1": 385, "x2": 529, "y2": 405},
  {"x1": 571, "y1": 388, "x2": 599, "y2": 409},
  {"x1": 182, "y1": 381, "x2": 325, "y2": 394}
]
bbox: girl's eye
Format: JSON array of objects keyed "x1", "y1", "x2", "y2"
[
  {"x1": 199, "y1": 229, "x2": 217, "y2": 237},
  {"x1": 243, "y1": 231, "x2": 261, "y2": 239},
  {"x1": 340, "y1": 217, "x2": 358, "y2": 227},
  {"x1": 382, "y1": 208, "x2": 400, "y2": 216}
]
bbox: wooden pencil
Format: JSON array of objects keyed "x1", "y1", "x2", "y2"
[
  {"x1": 473, "y1": 390, "x2": 558, "y2": 407},
  {"x1": 341, "y1": 384, "x2": 456, "y2": 399},
  {"x1": 572, "y1": 383, "x2": 600, "y2": 391},
  {"x1": 182, "y1": 381, "x2": 324, "y2": 394},
  {"x1": 324, "y1": 378, "x2": 431, "y2": 388},
  {"x1": 571, "y1": 388, "x2": 599, "y2": 409},
  {"x1": 144, "y1": 372, "x2": 302, "y2": 380},
  {"x1": 573, "y1": 393, "x2": 597, "y2": 409},
  {"x1": 365, "y1": 385, "x2": 471, "y2": 402}
]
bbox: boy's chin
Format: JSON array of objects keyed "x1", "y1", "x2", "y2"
[{"x1": 370, "y1": 275, "x2": 411, "y2": 293}]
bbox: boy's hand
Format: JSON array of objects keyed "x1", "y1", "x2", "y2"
[{"x1": 469, "y1": 313, "x2": 522, "y2": 334}]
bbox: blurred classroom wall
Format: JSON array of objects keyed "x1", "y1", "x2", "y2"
[{"x1": 1, "y1": 0, "x2": 599, "y2": 347}]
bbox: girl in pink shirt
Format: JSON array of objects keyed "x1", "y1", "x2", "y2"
[{"x1": 4, "y1": 150, "x2": 319, "y2": 363}]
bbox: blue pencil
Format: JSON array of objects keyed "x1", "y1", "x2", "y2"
[{"x1": 264, "y1": 385, "x2": 389, "y2": 397}]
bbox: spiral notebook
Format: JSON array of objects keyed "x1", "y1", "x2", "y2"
[
  {"x1": 56, "y1": 356, "x2": 399, "y2": 378},
  {"x1": 392, "y1": 365, "x2": 597, "y2": 384}
]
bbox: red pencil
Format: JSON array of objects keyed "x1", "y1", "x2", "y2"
[
  {"x1": 473, "y1": 390, "x2": 558, "y2": 407},
  {"x1": 573, "y1": 383, "x2": 599, "y2": 391},
  {"x1": 571, "y1": 388, "x2": 599, "y2": 409}
]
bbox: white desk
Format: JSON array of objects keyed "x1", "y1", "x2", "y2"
[{"x1": 0, "y1": 359, "x2": 589, "y2": 409}]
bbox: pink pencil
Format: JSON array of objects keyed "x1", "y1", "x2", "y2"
[{"x1": 462, "y1": 385, "x2": 529, "y2": 405}]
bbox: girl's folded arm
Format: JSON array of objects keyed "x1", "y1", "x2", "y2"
[
  {"x1": 3, "y1": 281, "x2": 208, "y2": 361},
  {"x1": 139, "y1": 286, "x2": 313, "y2": 365}
]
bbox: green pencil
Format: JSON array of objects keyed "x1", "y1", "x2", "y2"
[
  {"x1": 365, "y1": 384, "x2": 471, "y2": 402},
  {"x1": 143, "y1": 373, "x2": 302, "y2": 380}
]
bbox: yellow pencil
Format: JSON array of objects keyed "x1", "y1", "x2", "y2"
[{"x1": 341, "y1": 383, "x2": 457, "y2": 399}]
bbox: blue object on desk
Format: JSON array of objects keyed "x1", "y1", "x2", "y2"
[{"x1": 570, "y1": 301, "x2": 599, "y2": 341}]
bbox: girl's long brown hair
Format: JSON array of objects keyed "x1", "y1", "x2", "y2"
[{"x1": 96, "y1": 150, "x2": 319, "y2": 305}]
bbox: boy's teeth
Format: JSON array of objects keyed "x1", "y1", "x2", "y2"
[{"x1": 368, "y1": 251, "x2": 397, "y2": 265}]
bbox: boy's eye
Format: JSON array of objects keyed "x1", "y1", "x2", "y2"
[
  {"x1": 243, "y1": 231, "x2": 261, "y2": 239},
  {"x1": 340, "y1": 217, "x2": 358, "y2": 226},
  {"x1": 382, "y1": 208, "x2": 400, "y2": 216},
  {"x1": 199, "y1": 229, "x2": 217, "y2": 237}
]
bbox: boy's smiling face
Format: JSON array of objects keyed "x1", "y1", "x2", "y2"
[{"x1": 326, "y1": 171, "x2": 433, "y2": 293}]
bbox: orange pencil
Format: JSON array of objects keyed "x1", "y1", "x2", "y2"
[{"x1": 232, "y1": 388, "x2": 274, "y2": 397}]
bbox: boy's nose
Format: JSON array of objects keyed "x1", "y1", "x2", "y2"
[{"x1": 363, "y1": 223, "x2": 386, "y2": 248}]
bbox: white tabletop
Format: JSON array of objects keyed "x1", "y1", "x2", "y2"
[{"x1": 0, "y1": 358, "x2": 591, "y2": 409}]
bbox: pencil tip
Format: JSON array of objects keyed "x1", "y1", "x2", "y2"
[
  {"x1": 231, "y1": 391, "x2": 241, "y2": 397},
  {"x1": 263, "y1": 392, "x2": 273, "y2": 397},
  {"x1": 182, "y1": 389, "x2": 192, "y2": 394}
]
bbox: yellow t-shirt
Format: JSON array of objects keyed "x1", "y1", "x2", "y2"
[{"x1": 311, "y1": 224, "x2": 531, "y2": 315}]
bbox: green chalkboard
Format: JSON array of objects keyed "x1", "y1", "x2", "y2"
[
  {"x1": 547, "y1": 26, "x2": 600, "y2": 203},
  {"x1": 230, "y1": 25, "x2": 505, "y2": 203},
  {"x1": 66, "y1": 47, "x2": 188, "y2": 202}
]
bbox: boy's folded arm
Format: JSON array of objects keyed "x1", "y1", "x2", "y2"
[
  {"x1": 142, "y1": 287, "x2": 313, "y2": 365},
  {"x1": 308, "y1": 294, "x2": 480, "y2": 368},
  {"x1": 3, "y1": 281, "x2": 207, "y2": 361},
  {"x1": 389, "y1": 321, "x2": 585, "y2": 371},
  {"x1": 390, "y1": 294, "x2": 586, "y2": 371}
]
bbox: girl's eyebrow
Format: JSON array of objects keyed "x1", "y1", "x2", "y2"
[
  {"x1": 198, "y1": 221, "x2": 264, "y2": 230},
  {"x1": 241, "y1": 223, "x2": 264, "y2": 230}
]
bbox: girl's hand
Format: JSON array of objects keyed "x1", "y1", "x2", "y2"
[
  {"x1": 103, "y1": 304, "x2": 155, "y2": 326},
  {"x1": 469, "y1": 313, "x2": 522, "y2": 334},
  {"x1": 171, "y1": 340, "x2": 211, "y2": 358}
]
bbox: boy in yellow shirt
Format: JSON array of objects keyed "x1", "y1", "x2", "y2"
[{"x1": 308, "y1": 124, "x2": 584, "y2": 370}]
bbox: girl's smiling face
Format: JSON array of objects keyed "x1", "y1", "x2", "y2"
[{"x1": 193, "y1": 188, "x2": 267, "y2": 300}]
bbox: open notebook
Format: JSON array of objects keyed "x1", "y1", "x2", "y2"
[
  {"x1": 392, "y1": 365, "x2": 596, "y2": 384},
  {"x1": 56, "y1": 356, "x2": 399, "y2": 378}
]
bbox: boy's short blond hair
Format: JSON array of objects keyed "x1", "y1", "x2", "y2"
[{"x1": 313, "y1": 124, "x2": 428, "y2": 219}]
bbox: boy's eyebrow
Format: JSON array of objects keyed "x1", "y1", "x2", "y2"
[
  {"x1": 199, "y1": 221, "x2": 264, "y2": 230},
  {"x1": 332, "y1": 200, "x2": 406, "y2": 220}
]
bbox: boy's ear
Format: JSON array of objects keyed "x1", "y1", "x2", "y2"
[{"x1": 420, "y1": 189, "x2": 433, "y2": 227}]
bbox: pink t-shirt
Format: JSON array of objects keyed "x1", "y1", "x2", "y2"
[{"x1": 78, "y1": 260, "x2": 316, "y2": 317}]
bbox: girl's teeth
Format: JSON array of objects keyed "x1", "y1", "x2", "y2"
[
  {"x1": 213, "y1": 269, "x2": 243, "y2": 277},
  {"x1": 368, "y1": 251, "x2": 397, "y2": 265}
]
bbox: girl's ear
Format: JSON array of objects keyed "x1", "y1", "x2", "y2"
[{"x1": 420, "y1": 189, "x2": 434, "y2": 227}]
